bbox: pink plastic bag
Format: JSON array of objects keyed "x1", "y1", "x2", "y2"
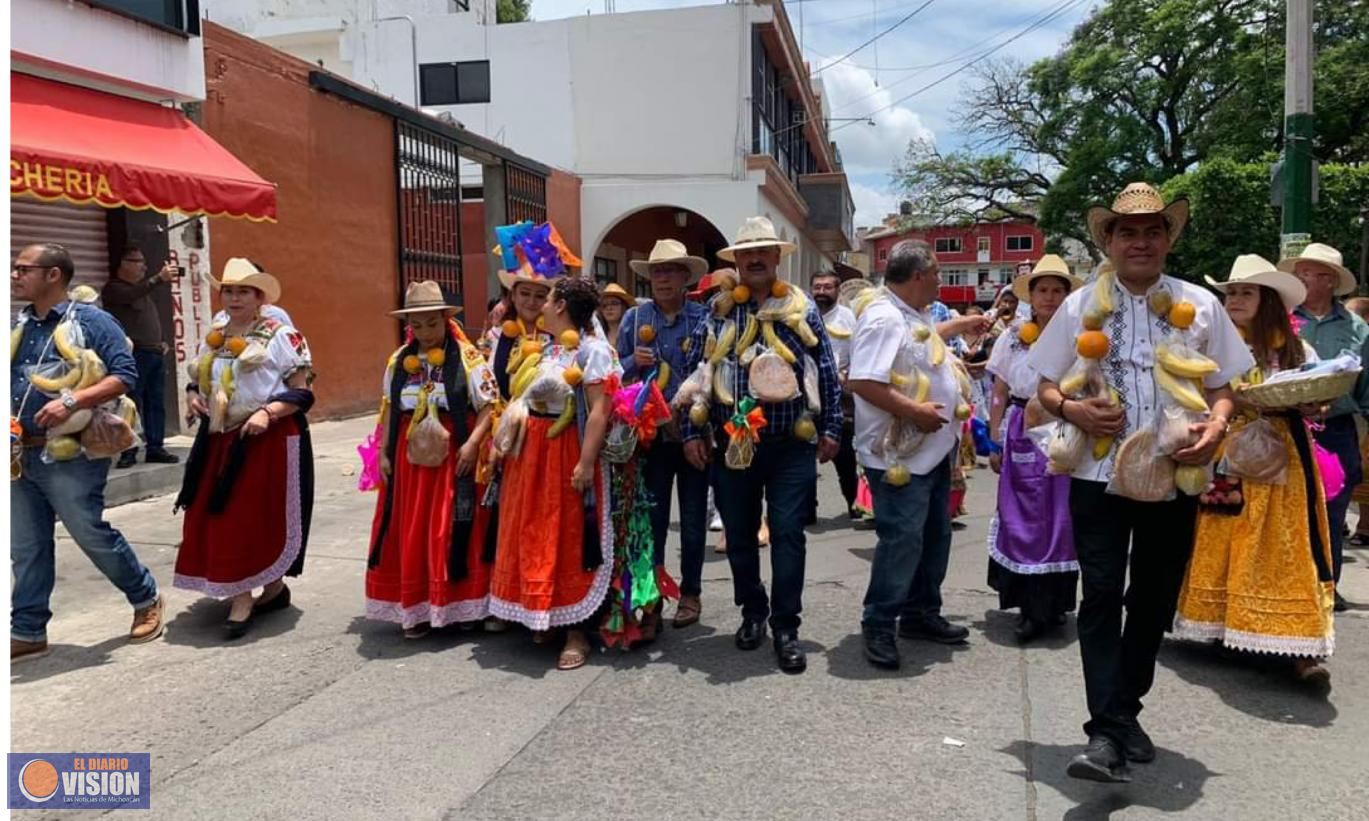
[
  {"x1": 357, "y1": 424, "x2": 384, "y2": 491},
  {"x1": 1313, "y1": 439, "x2": 1345, "y2": 500}
]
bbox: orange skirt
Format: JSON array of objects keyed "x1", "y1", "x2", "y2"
[
  {"x1": 488, "y1": 416, "x2": 611, "y2": 630},
  {"x1": 365, "y1": 414, "x2": 492, "y2": 628}
]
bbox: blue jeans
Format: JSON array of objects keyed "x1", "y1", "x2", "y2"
[
  {"x1": 1313, "y1": 415, "x2": 1362, "y2": 583},
  {"x1": 130, "y1": 348, "x2": 167, "y2": 450},
  {"x1": 643, "y1": 441, "x2": 709, "y2": 596},
  {"x1": 714, "y1": 437, "x2": 816, "y2": 632},
  {"x1": 861, "y1": 457, "x2": 953, "y2": 632},
  {"x1": 11, "y1": 448, "x2": 159, "y2": 642}
]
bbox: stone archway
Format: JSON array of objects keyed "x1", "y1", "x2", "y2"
[{"x1": 592, "y1": 206, "x2": 729, "y2": 297}]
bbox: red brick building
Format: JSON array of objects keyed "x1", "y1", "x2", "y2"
[{"x1": 863, "y1": 219, "x2": 1046, "y2": 308}]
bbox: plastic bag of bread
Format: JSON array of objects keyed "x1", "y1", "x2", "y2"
[
  {"x1": 748, "y1": 349, "x2": 800, "y2": 403},
  {"x1": 801, "y1": 354, "x2": 821, "y2": 413},
  {"x1": 1106, "y1": 428, "x2": 1176, "y2": 502},
  {"x1": 1154, "y1": 403, "x2": 1201, "y2": 456},
  {"x1": 1046, "y1": 423, "x2": 1088, "y2": 475},
  {"x1": 405, "y1": 392, "x2": 450, "y2": 467},
  {"x1": 80, "y1": 406, "x2": 139, "y2": 459},
  {"x1": 492, "y1": 398, "x2": 529, "y2": 459},
  {"x1": 1222, "y1": 416, "x2": 1287, "y2": 485}
]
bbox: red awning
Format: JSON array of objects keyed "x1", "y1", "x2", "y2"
[{"x1": 10, "y1": 74, "x2": 277, "y2": 222}]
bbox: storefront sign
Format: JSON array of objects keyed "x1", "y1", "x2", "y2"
[{"x1": 10, "y1": 160, "x2": 117, "y2": 204}]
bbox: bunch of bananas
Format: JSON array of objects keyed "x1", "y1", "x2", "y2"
[
  {"x1": 26, "y1": 321, "x2": 108, "y2": 395},
  {"x1": 1154, "y1": 343, "x2": 1216, "y2": 412}
]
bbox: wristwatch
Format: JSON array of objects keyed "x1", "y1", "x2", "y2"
[{"x1": 60, "y1": 389, "x2": 78, "y2": 411}]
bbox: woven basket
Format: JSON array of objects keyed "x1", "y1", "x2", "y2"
[{"x1": 1236, "y1": 369, "x2": 1360, "y2": 410}]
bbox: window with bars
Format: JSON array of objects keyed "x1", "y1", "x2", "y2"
[
  {"x1": 395, "y1": 122, "x2": 464, "y2": 309},
  {"x1": 504, "y1": 162, "x2": 547, "y2": 225}
]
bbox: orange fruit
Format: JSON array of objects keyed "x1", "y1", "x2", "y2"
[
  {"x1": 501, "y1": 320, "x2": 521, "y2": 338},
  {"x1": 563, "y1": 365, "x2": 584, "y2": 386},
  {"x1": 732, "y1": 285, "x2": 751, "y2": 304},
  {"x1": 426, "y1": 347, "x2": 446, "y2": 367},
  {"x1": 205, "y1": 330, "x2": 225, "y2": 349},
  {"x1": 225, "y1": 336, "x2": 248, "y2": 356},
  {"x1": 1168, "y1": 301, "x2": 1196, "y2": 329},
  {"x1": 402, "y1": 354, "x2": 422, "y2": 374},
  {"x1": 559, "y1": 330, "x2": 581, "y2": 349},
  {"x1": 771, "y1": 280, "x2": 790, "y2": 298},
  {"x1": 520, "y1": 340, "x2": 543, "y2": 357},
  {"x1": 1018, "y1": 322, "x2": 1041, "y2": 345},
  {"x1": 638, "y1": 325, "x2": 656, "y2": 343},
  {"x1": 1076, "y1": 330, "x2": 1110, "y2": 359}
]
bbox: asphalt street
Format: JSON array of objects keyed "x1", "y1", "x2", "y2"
[{"x1": 11, "y1": 415, "x2": 1369, "y2": 820}]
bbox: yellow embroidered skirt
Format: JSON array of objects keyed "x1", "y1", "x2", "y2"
[{"x1": 1174, "y1": 415, "x2": 1335, "y2": 657}]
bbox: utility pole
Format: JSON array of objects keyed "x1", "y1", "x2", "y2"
[{"x1": 1279, "y1": 0, "x2": 1314, "y2": 260}]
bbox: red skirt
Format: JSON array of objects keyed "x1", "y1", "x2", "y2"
[
  {"x1": 175, "y1": 417, "x2": 306, "y2": 598},
  {"x1": 488, "y1": 416, "x2": 611, "y2": 630},
  {"x1": 365, "y1": 413, "x2": 492, "y2": 628}
]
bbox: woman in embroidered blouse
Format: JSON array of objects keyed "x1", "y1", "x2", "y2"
[
  {"x1": 487, "y1": 281, "x2": 555, "y2": 401},
  {"x1": 175, "y1": 259, "x2": 315, "y2": 639},
  {"x1": 985, "y1": 256, "x2": 1082, "y2": 643},
  {"x1": 1175, "y1": 256, "x2": 1334, "y2": 686},
  {"x1": 489, "y1": 276, "x2": 621, "y2": 671},
  {"x1": 364, "y1": 281, "x2": 500, "y2": 639}
]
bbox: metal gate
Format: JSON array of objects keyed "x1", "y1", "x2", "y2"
[
  {"x1": 396, "y1": 121, "x2": 464, "y2": 304},
  {"x1": 504, "y1": 161, "x2": 547, "y2": 225}
]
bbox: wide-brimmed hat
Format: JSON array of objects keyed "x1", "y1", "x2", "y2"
[
  {"x1": 211, "y1": 258, "x2": 281, "y2": 304},
  {"x1": 629, "y1": 239, "x2": 708, "y2": 282},
  {"x1": 599, "y1": 282, "x2": 635, "y2": 309},
  {"x1": 390, "y1": 280, "x2": 462, "y2": 316},
  {"x1": 1207, "y1": 254, "x2": 1307, "y2": 310},
  {"x1": 1086, "y1": 183, "x2": 1189, "y2": 250},
  {"x1": 1011, "y1": 254, "x2": 1084, "y2": 300},
  {"x1": 1276, "y1": 242, "x2": 1358, "y2": 297},
  {"x1": 718, "y1": 216, "x2": 797, "y2": 262}
]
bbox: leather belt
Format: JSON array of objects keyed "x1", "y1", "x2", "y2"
[{"x1": 20, "y1": 434, "x2": 47, "y2": 448}]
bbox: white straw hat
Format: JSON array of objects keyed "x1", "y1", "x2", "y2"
[
  {"x1": 1276, "y1": 242, "x2": 1357, "y2": 297},
  {"x1": 1205, "y1": 254, "x2": 1307, "y2": 310}
]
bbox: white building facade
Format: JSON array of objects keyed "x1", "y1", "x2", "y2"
[{"x1": 203, "y1": 0, "x2": 855, "y2": 289}]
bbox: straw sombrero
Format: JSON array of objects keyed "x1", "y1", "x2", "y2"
[
  {"x1": 1085, "y1": 183, "x2": 1189, "y2": 250},
  {"x1": 210, "y1": 258, "x2": 281, "y2": 304},
  {"x1": 599, "y1": 282, "x2": 635, "y2": 308},
  {"x1": 390, "y1": 280, "x2": 462, "y2": 316},
  {"x1": 1206, "y1": 254, "x2": 1307, "y2": 310},
  {"x1": 628, "y1": 239, "x2": 708, "y2": 282},
  {"x1": 1011, "y1": 254, "x2": 1084, "y2": 300},
  {"x1": 718, "y1": 216, "x2": 797, "y2": 262},
  {"x1": 1276, "y1": 242, "x2": 1357, "y2": 297}
]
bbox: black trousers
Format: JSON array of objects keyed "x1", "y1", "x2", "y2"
[
  {"x1": 1069, "y1": 479, "x2": 1197, "y2": 743},
  {"x1": 807, "y1": 420, "x2": 859, "y2": 522}
]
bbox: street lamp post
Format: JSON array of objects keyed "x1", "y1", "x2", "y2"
[
  {"x1": 377, "y1": 15, "x2": 419, "y2": 108},
  {"x1": 1280, "y1": 0, "x2": 1314, "y2": 259}
]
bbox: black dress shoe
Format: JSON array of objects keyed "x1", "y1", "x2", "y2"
[
  {"x1": 1066, "y1": 736, "x2": 1130, "y2": 783},
  {"x1": 1117, "y1": 718, "x2": 1155, "y2": 763},
  {"x1": 774, "y1": 631, "x2": 806, "y2": 674},
  {"x1": 898, "y1": 615, "x2": 970, "y2": 644},
  {"x1": 1334, "y1": 592, "x2": 1349, "y2": 613},
  {"x1": 144, "y1": 448, "x2": 180, "y2": 464},
  {"x1": 1015, "y1": 617, "x2": 1046, "y2": 644},
  {"x1": 862, "y1": 626, "x2": 900, "y2": 669},
  {"x1": 735, "y1": 619, "x2": 767, "y2": 650},
  {"x1": 115, "y1": 451, "x2": 137, "y2": 469},
  {"x1": 224, "y1": 614, "x2": 254, "y2": 640},
  {"x1": 253, "y1": 584, "x2": 291, "y2": 614}
]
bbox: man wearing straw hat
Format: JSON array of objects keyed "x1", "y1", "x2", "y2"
[
  {"x1": 618, "y1": 239, "x2": 712, "y2": 631},
  {"x1": 1282, "y1": 242, "x2": 1369, "y2": 611},
  {"x1": 681, "y1": 217, "x2": 844, "y2": 673},
  {"x1": 1030, "y1": 183, "x2": 1253, "y2": 782}
]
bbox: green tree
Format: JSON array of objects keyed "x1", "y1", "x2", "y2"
[
  {"x1": 497, "y1": 0, "x2": 531, "y2": 24},
  {"x1": 894, "y1": 0, "x2": 1369, "y2": 256}
]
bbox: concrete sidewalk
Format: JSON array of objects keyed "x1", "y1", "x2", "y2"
[{"x1": 12, "y1": 415, "x2": 1369, "y2": 820}]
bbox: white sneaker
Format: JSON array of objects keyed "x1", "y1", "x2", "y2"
[{"x1": 709, "y1": 513, "x2": 723, "y2": 532}]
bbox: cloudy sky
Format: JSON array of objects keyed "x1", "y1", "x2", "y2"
[{"x1": 529, "y1": 0, "x2": 1093, "y2": 227}]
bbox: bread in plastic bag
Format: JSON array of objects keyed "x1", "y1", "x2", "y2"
[
  {"x1": 672, "y1": 361, "x2": 713, "y2": 411},
  {"x1": 749, "y1": 348, "x2": 800, "y2": 403},
  {"x1": 406, "y1": 393, "x2": 450, "y2": 467},
  {"x1": 1155, "y1": 403, "x2": 1201, "y2": 456},
  {"x1": 802, "y1": 353, "x2": 821, "y2": 413},
  {"x1": 81, "y1": 407, "x2": 139, "y2": 459},
  {"x1": 1046, "y1": 423, "x2": 1088, "y2": 475},
  {"x1": 1222, "y1": 416, "x2": 1287, "y2": 485},
  {"x1": 493, "y1": 399, "x2": 529, "y2": 458},
  {"x1": 1106, "y1": 428, "x2": 1176, "y2": 502}
]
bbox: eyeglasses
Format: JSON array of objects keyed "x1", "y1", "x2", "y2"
[{"x1": 12, "y1": 265, "x2": 51, "y2": 275}]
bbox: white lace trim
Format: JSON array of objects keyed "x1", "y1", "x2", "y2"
[
  {"x1": 174, "y1": 434, "x2": 303, "y2": 599},
  {"x1": 986, "y1": 513, "x2": 1080, "y2": 575},
  {"x1": 1173, "y1": 616, "x2": 1335, "y2": 657},
  {"x1": 364, "y1": 596, "x2": 490, "y2": 629},
  {"x1": 487, "y1": 461, "x2": 614, "y2": 631}
]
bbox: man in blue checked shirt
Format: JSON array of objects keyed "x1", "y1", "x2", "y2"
[
  {"x1": 617, "y1": 239, "x2": 712, "y2": 633},
  {"x1": 10, "y1": 243, "x2": 165, "y2": 663},
  {"x1": 681, "y1": 217, "x2": 843, "y2": 674}
]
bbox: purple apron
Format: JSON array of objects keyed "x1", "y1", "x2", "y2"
[{"x1": 988, "y1": 404, "x2": 1078, "y2": 574}]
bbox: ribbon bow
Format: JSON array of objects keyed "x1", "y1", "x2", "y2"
[{"x1": 723, "y1": 396, "x2": 767, "y2": 442}]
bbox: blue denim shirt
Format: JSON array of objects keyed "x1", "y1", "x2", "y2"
[
  {"x1": 616, "y1": 300, "x2": 709, "y2": 401},
  {"x1": 11, "y1": 301, "x2": 138, "y2": 436},
  {"x1": 1294, "y1": 302, "x2": 1369, "y2": 419}
]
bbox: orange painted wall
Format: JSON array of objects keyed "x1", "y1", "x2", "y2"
[{"x1": 201, "y1": 22, "x2": 398, "y2": 418}]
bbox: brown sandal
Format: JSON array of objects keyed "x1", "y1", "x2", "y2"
[
  {"x1": 557, "y1": 634, "x2": 590, "y2": 671},
  {"x1": 673, "y1": 595, "x2": 702, "y2": 628}
]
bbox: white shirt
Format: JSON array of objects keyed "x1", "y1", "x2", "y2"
[
  {"x1": 383, "y1": 346, "x2": 499, "y2": 413},
  {"x1": 188, "y1": 320, "x2": 312, "y2": 428},
  {"x1": 986, "y1": 322, "x2": 1043, "y2": 400},
  {"x1": 849, "y1": 290, "x2": 961, "y2": 475},
  {"x1": 822, "y1": 303, "x2": 857, "y2": 374},
  {"x1": 213, "y1": 305, "x2": 294, "y2": 328},
  {"x1": 1028, "y1": 273, "x2": 1254, "y2": 483}
]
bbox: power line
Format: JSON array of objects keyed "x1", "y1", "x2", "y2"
[{"x1": 812, "y1": 0, "x2": 940, "y2": 75}]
